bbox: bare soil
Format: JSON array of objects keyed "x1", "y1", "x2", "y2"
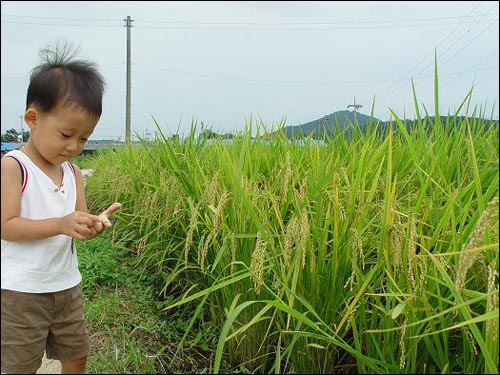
[{"x1": 37, "y1": 353, "x2": 61, "y2": 374}]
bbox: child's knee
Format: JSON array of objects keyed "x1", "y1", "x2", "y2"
[{"x1": 60, "y1": 355, "x2": 87, "y2": 373}]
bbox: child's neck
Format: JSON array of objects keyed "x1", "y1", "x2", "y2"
[{"x1": 21, "y1": 142, "x2": 64, "y2": 188}]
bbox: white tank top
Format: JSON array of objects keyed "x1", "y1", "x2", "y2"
[{"x1": 1, "y1": 150, "x2": 82, "y2": 293}]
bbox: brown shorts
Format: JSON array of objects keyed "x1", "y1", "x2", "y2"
[{"x1": 1, "y1": 285, "x2": 90, "y2": 374}]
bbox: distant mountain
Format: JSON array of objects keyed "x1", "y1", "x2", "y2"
[
  {"x1": 276, "y1": 111, "x2": 498, "y2": 139},
  {"x1": 279, "y1": 110, "x2": 380, "y2": 139}
]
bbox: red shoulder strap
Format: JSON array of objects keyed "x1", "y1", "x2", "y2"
[{"x1": 67, "y1": 162, "x2": 76, "y2": 177}]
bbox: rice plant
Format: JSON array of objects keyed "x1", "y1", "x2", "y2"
[{"x1": 86, "y1": 76, "x2": 498, "y2": 373}]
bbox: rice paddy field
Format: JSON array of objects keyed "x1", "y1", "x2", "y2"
[{"x1": 84, "y1": 97, "x2": 499, "y2": 373}]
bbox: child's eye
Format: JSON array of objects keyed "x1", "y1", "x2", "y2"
[{"x1": 61, "y1": 133, "x2": 70, "y2": 138}]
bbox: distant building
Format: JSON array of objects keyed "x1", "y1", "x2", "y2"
[{"x1": 1, "y1": 142, "x2": 22, "y2": 156}]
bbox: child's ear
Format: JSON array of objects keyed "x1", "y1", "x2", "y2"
[{"x1": 24, "y1": 108, "x2": 39, "y2": 130}]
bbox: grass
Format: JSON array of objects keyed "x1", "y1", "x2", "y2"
[
  {"x1": 73, "y1": 153, "x2": 96, "y2": 170},
  {"x1": 77, "y1": 232, "x2": 234, "y2": 374}
]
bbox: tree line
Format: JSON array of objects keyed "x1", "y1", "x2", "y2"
[{"x1": 1, "y1": 128, "x2": 29, "y2": 143}]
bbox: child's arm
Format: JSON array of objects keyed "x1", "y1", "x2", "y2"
[
  {"x1": 1, "y1": 157, "x2": 101, "y2": 242},
  {"x1": 72, "y1": 163, "x2": 90, "y2": 213}
]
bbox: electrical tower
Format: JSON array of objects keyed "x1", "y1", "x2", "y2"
[{"x1": 347, "y1": 97, "x2": 363, "y2": 112}]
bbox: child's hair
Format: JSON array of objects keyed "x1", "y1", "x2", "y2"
[{"x1": 26, "y1": 41, "x2": 105, "y2": 119}]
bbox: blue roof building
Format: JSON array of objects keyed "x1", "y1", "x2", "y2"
[{"x1": 1, "y1": 142, "x2": 20, "y2": 152}]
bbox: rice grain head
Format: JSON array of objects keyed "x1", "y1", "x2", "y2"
[
  {"x1": 204, "y1": 171, "x2": 220, "y2": 207},
  {"x1": 486, "y1": 262, "x2": 499, "y2": 345},
  {"x1": 407, "y1": 217, "x2": 417, "y2": 293},
  {"x1": 213, "y1": 191, "x2": 230, "y2": 235},
  {"x1": 283, "y1": 215, "x2": 300, "y2": 267},
  {"x1": 346, "y1": 229, "x2": 365, "y2": 291},
  {"x1": 230, "y1": 233, "x2": 237, "y2": 274},
  {"x1": 455, "y1": 197, "x2": 499, "y2": 292},
  {"x1": 185, "y1": 202, "x2": 200, "y2": 265},
  {"x1": 250, "y1": 232, "x2": 266, "y2": 295},
  {"x1": 299, "y1": 208, "x2": 309, "y2": 269},
  {"x1": 399, "y1": 321, "x2": 407, "y2": 370},
  {"x1": 199, "y1": 232, "x2": 213, "y2": 271}
]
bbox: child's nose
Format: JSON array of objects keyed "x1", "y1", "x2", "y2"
[{"x1": 66, "y1": 140, "x2": 79, "y2": 152}]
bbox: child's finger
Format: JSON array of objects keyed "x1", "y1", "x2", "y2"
[
  {"x1": 102, "y1": 202, "x2": 122, "y2": 217},
  {"x1": 94, "y1": 220, "x2": 103, "y2": 232},
  {"x1": 89, "y1": 214, "x2": 102, "y2": 222}
]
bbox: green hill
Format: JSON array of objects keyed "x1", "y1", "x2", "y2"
[
  {"x1": 280, "y1": 110, "x2": 380, "y2": 139},
  {"x1": 278, "y1": 111, "x2": 498, "y2": 139}
]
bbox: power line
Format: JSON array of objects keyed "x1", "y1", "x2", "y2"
[
  {"x1": 131, "y1": 62, "x2": 402, "y2": 85},
  {"x1": 2, "y1": 11, "x2": 497, "y2": 24},
  {"x1": 134, "y1": 21, "x2": 498, "y2": 31},
  {"x1": 131, "y1": 60, "x2": 498, "y2": 86},
  {"x1": 1, "y1": 20, "x2": 122, "y2": 28},
  {"x1": 366, "y1": 1, "x2": 488, "y2": 105},
  {"x1": 0, "y1": 13, "x2": 121, "y2": 22},
  {"x1": 377, "y1": 17, "x2": 498, "y2": 105},
  {"x1": 134, "y1": 13, "x2": 499, "y2": 25},
  {"x1": 2, "y1": 14, "x2": 498, "y2": 30},
  {"x1": 438, "y1": 18, "x2": 499, "y2": 69},
  {"x1": 440, "y1": 50, "x2": 499, "y2": 90},
  {"x1": 372, "y1": 3, "x2": 498, "y2": 105},
  {"x1": 4, "y1": 19, "x2": 498, "y2": 30}
]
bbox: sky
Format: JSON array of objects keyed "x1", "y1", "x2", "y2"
[{"x1": 1, "y1": 1, "x2": 499, "y2": 141}]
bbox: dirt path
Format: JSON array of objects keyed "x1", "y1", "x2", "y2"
[
  {"x1": 37, "y1": 353, "x2": 61, "y2": 374},
  {"x1": 81, "y1": 169, "x2": 93, "y2": 178}
]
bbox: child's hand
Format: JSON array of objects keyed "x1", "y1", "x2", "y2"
[
  {"x1": 93, "y1": 202, "x2": 122, "y2": 232},
  {"x1": 61, "y1": 211, "x2": 102, "y2": 240}
]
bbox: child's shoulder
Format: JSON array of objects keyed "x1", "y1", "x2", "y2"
[
  {"x1": 2, "y1": 150, "x2": 27, "y2": 165},
  {"x1": 1, "y1": 153, "x2": 24, "y2": 179},
  {"x1": 67, "y1": 161, "x2": 80, "y2": 170},
  {"x1": 66, "y1": 161, "x2": 81, "y2": 175},
  {"x1": 1, "y1": 152, "x2": 22, "y2": 167}
]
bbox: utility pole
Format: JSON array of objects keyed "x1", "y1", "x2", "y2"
[{"x1": 124, "y1": 16, "x2": 133, "y2": 145}]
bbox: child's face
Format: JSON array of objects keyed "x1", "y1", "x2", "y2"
[{"x1": 27, "y1": 103, "x2": 99, "y2": 165}]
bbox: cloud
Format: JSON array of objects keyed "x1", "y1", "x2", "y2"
[{"x1": 2, "y1": 1, "x2": 498, "y2": 139}]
